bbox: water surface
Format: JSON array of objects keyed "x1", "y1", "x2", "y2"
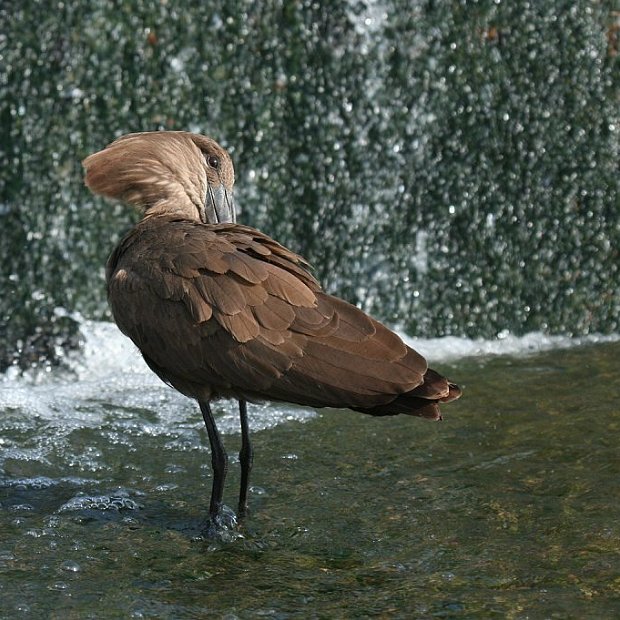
[{"x1": 1, "y1": 327, "x2": 619, "y2": 618}]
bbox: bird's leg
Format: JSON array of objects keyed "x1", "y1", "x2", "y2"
[
  {"x1": 238, "y1": 399, "x2": 253, "y2": 517},
  {"x1": 199, "y1": 400, "x2": 229, "y2": 524}
]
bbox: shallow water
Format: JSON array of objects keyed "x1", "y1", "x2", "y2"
[{"x1": 1, "y1": 327, "x2": 619, "y2": 618}]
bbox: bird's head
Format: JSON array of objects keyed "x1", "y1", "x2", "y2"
[{"x1": 82, "y1": 131, "x2": 236, "y2": 224}]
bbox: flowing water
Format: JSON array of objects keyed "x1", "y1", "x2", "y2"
[{"x1": 1, "y1": 323, "x2": 619, "y2": 618}]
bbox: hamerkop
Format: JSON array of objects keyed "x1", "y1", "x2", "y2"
[{"x1": 83, "y1": 131, "x2": 461, "y2": 528}]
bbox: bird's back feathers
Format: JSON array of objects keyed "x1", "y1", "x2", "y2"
[{"x1": 107, "y1": 216, "x2": 460, "y2": 419}]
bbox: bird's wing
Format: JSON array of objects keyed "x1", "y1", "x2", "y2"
[{"x1": 108, "y1": 219, "x2": 428, "y2": 409}]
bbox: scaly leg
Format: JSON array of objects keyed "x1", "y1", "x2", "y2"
[
  {"x1": 238, "y1": 399, "x2": 253, "y2": 516},
  {"x1": 199, "y1": 400, "x2": 228, "y2": 522}
]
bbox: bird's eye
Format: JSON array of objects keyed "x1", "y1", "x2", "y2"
[{"x1": 206, "y1": 155, "x2": 220, "y2": 169}]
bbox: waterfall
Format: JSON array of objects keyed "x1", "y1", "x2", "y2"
[{"x1": 1, "y1": 1, "x2": 618, "y2": 370}]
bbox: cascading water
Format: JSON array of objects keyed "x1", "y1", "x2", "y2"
[{"x1": 1, "y1": 1, "x2": 618, "y2": 371}]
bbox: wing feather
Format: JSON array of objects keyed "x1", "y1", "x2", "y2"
[{"x1": 107, "y1": 216, "x2": 441, "y2": 415}]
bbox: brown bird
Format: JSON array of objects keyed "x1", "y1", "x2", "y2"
[{"x1": 83, "y1": 131, "x2": 461, "y2": 529}]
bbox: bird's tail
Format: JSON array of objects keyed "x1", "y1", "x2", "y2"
[{"x1": 351, "y1": 368, "x2": 462, "y2": 420}]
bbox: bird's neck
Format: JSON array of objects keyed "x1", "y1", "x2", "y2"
[{"x1": 143, "y1": 194, "x2": 200, "y2": 222}]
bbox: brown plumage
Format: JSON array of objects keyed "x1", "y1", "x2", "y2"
[{"x1": 83, "y1": 131, "x2": 461, "y2": 528}]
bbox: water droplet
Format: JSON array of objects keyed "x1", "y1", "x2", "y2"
[
  {"x1": 49, "y1": 581, "x2": 70, "y2": 591},
  {"x1": 60, "y1": 560, "x2": 81, "y2": 573}
]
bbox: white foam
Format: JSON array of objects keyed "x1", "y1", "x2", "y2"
[{"x1": 400, "y1": 330, "x2": 620, "y2": 363}]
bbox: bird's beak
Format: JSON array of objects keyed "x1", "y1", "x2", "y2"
[{"x1": 204, "y1": 183, "x2": 236, "y2": 224}]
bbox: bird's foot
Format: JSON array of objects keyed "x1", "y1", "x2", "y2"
[{"x1": 202, "y1": 504, "x2": 240, "y2": 540}]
